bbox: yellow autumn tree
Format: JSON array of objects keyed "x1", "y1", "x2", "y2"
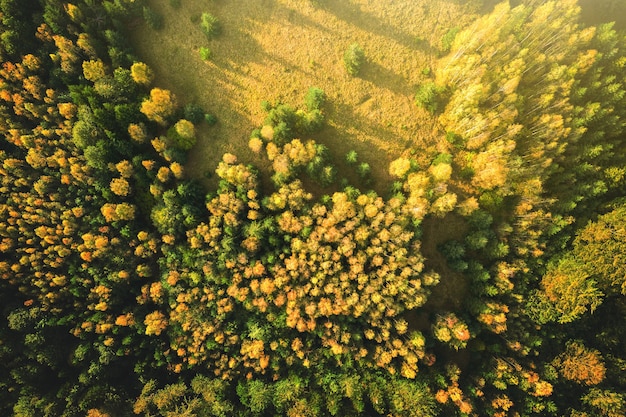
[
  {"x1": 553, "y1": 340, "x2": 606, "y2": 386},
  {"x1": 82, "y1": 59, "x2": 106, "y2": 82},
  {"x1": 140, "y1": 88, "x2": 177, "y2": 126},
  {"x1": 110, "y1": 177, "x2": 130, "y2": 196},
  {"x1": 144, "y1": 311, "x2": 168, "y2": 336},
  {"x1": 131, "y1": 62, "x2": 154, "y2": 86}
]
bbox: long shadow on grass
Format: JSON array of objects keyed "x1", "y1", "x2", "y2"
[
  {"x1": 331, "y1": 100, "x2": 412, "y2": 149},
  {"x1": 281, "y1": 4, "x2": 338, "y2": 35},
  {"x1": 359, "y1": 60, "x2": 413, "y2": 96},
  {"x1": 314, "y1": 0, "x2": 419, "y2": 50},
  {"x1": 316, "y1": 99, "x2": 415, "y2": 193}
]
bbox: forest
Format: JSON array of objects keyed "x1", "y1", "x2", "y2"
[{"x1": 1, "y1": 0, "x2": 626, "y2": 416}]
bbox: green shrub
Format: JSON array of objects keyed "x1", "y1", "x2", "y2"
[
  {"x1": 1, "y1": 30, "x2": 18, "y2": 56},
  {"x1": 357, "y1": 162, "x2": 371, "y2": 178},
  {"x1": 343, "y1": 43, "x2": 365, "y2": 76},
  {"x1": 260, "y1": 100, "x2": 272, "y2": 112},
  {"x1": 415, "y1": 82, "x2": 449, "y2": 114},
  {"x1": 445, "y1": 131, "x2": 463, "y2": 147},
  {"x1": 345, "y1": 150, "x2": 358, "y2": 165},
  {"x1": 204, "y1": 113, "x2": 218, "y2": 126},
  {"x1": 297, "y1": 109, "x2": 324, "y2": 133},
  {"x1": 305, "y1": 87, "x2": 325, "y2": 111},
  {"x1": 320, "y1": 165, "x2": 336, "y2": 186},
  {"x1": 432, "y1": 152, "x2": 453, "y2": 165},
  {"x1": 143, "y1": 6, "x2": 163, "y2": 30},
  {"x1": 441, "y1": 27, "x2": 459, "y2": 53},
  {"x1": 183, "y1": 103, "x2": 205, "y2": 124},
  {"x1": 200, "y1": 12, "x2": 220, "y2": 38},
  {"x1": 169, "y1": 0, "x2": 181, "y2": 8},
  {"x1": 168, "y1": 119, "x2": 196, "y2": 150},
  {"x1": 199, "y1": 46, "x2": 211, "y2": 61}
]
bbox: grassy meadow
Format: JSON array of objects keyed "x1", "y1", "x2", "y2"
[{"x1": 130, "y1": 0, "x2": 495, "y2": 191}]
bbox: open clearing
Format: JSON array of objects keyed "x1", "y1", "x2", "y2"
[{"x1": 130, "y1": 0, "x2": 494, "y2": 189}]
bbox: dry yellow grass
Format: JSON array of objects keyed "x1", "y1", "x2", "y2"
[{"x1": 130, "y1": 0, "x2": 493, "y2": 189}]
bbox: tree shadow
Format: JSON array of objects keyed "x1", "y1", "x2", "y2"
[
  {"x1": 419, "y1": 213, "x2": 469, "y2": 312},
  {"x1": 313, "y1": 99, "x2": 416, "y2": 193},
  {"x1": 315, "y1": 0, "x2": 420, "y2": 51},
  {"x1": 282, "y1": 5, "x2": 337, "y2": 35},
  {"x1": 359, "y1": 59, "x2": 414, "y2": 96},
  {"x1": 131, "y1": 0, "x2": 444, "y2": 188}
]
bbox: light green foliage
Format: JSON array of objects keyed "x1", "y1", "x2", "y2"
[
  {"x1": 531, "y1": 204, "x2": 626, "y2": 324},
  {"x1": 386, "y1": 379, "x2": 437, "y2": 417},
  {"x1": 572, "y1": 206, "x2": 626, "y2": 295},
  {"x1": 440, "y1": 27, "x2": 459, "y2": 53},
  {"x1": 237, "y1": 380, "x2": 273, "y2": 414},
  {"x1": 539, "y1": 256, "x2": 604, "y2": 323},
  {"x1": 205, "y1": 113, "x2": 218, "y2": 125},
  {"x1": 143, "y1": 6, "x2": 163, "y2": 30},
  {"x1": 263, "y1": 101, "x2": 325, "y2": 146},
  {"x1": 345, "y1": 150, "x2": 358, "y2": 165},
  {"x1": 304, "y1": 87, "x2": 325, "y2": 111},
  {"x1": 414, "y1": 82, "x2": 448, "y2": 114},
  {"x1": 200, "y1": 12, "x2": 220, "y2": 38},
  {"x1": 199, "y1": 46, "x2": 211, "y2": 61},
  {"x1": 168, "y1": 119, "x2": 196, "y2": 150},
  {"x1": 343, "y1": 43, "x2": 365, "y2": 76},
  {"x1": 190, "y1": 376, "x2": 233, "y2": 416},
  {"x1": 357, "y1": 162, "x2": 370, "y2": 178}
]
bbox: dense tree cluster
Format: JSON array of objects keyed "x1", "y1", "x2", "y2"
[
  {"x1": 424, "y1": 1, "x2": 626, "y2": 415},
  {"x1": 0, "y1": 0, "x2": 625, "y2": 416}
]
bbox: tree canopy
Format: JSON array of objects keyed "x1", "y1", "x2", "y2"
[{"x1": 0, "y1": 1, "x2": 625, "y2": 416}]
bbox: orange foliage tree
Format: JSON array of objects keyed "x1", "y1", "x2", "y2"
[{"x1": 552, "y1": 340, "x2": 606, "y2": 386}]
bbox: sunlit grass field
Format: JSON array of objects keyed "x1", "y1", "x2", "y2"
[{"x1": 130, "y1": 0, "x2": 494, "y2": 191}]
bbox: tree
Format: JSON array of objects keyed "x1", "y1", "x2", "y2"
[
  {"x1": 539, "y1": 256, "x2": 603, "y2": 323},
  {"x1": 343, "y1": 43, "x2": 364, "y2": 76},
  {"x1": 552, "y1": 340, "x2": 606, "y2": 385},
  {"x1": 130, "y1": 62, "x2": 154, "y2": 86},
  {"x1": 110, "y1": 177, "x2": 130, "y2": 197},
  {"x1": 144, "y1": 311, "x2": 167, "y2": 336},
  {"x1": 582, "y1": 389, "x2": 626, "y2": 417},
  {"x1": 432, "y1": 313, "x2": 471, "y2": 350},
  {"x1": 304, "y1": 87, "x2": 325, "y2": 112},
  {"x1": 140, "y1": 88, "x2": 177, "y2": 126},
  {"x1": 200, "y1": 12, "x2": 220, "y2": 38},
  {"x1": 168, "y1": 119, "x2": 196, "y2": 150},
  {"x1": 143, "y1": 6, "x2": 164, "y2": 30},
  {"x1": 183, "y1": 103, "x2": 205, "y2": 124},
  {"x1": 82, "y1": 59, "x2": 106, "y2": 82},
  {"x1": 572, "y1": 206, "x2": 626, "y2": 295},
  {"x1": 414, "y1": 82, "x2": 448, "y2": 114}
]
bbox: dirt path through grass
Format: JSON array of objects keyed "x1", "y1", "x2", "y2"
[{"x1": 130, "y1": 0, "x2": 491, "y2": 189}]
